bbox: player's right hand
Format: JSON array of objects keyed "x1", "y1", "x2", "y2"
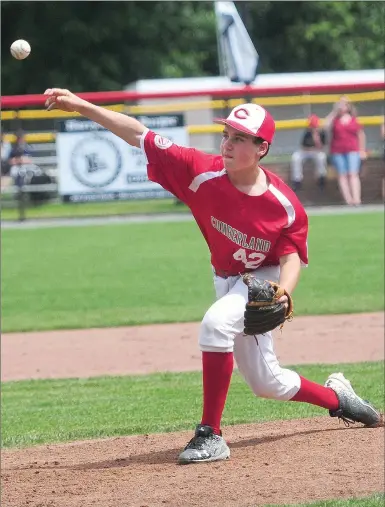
[{"x1": 44, "y1": 88, "x2": 85, "y2": 113}]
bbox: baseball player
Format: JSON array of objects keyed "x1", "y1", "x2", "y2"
[{"x1": 44, "y1": 89, "x2": 383, "y2": 464}]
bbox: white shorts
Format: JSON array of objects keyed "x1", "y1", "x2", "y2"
[{"x1": 198, "y1": 266, "x2": 300, "y2": 401}]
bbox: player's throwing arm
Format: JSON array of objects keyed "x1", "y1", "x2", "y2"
[{"x1": 44, "y1": 88, "x2": 146, "y2": 148}]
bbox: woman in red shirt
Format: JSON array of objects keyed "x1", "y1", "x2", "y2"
[{"x1": 325, "y1": 96, "x2": 366, "y2": 206}]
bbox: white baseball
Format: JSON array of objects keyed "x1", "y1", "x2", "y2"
[{"x1": 10, "y1": 39, "x2": 31, "y2": 60}]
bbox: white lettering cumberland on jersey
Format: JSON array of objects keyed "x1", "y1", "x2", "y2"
[
  {"x1": 188, "y1": 169, "x2": 227, "y2": 192},
  {"x1": 211, "y1": 217, "x2": 271, "y2": 253}
]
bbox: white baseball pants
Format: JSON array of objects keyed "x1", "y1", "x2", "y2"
[
  {"x1": 199, "y1": 266, "x2": 301, "y2": 401},
  {"x1": 291, "y1": 150, "x2": 327, "y2": 182}
]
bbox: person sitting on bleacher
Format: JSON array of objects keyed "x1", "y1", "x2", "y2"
[
  {"x1": 9, "y1": 131, "x2": 33, "y2": 167},
  {"x1": 9, "y1": 131, "x2": 34, "y2": 186},
  {"x1": 1, "y1": 133, "x2": 12, "y2": 175},
  {"x1": 290, "y1": 114, "x2": 327, "y2": 192}
]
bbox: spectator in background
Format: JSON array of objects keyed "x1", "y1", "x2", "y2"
[
  {"x1": 290, "y1": 114, "x2": 327, "y2": 192},
  {"x1": 1, "y1": 132, "x2": 12, "y2": 175},
  {"x1": 381, "y1": 120, "x2": 385, "y2": 200},
  {"x1": 9, "y1": 131, "x2": 33, "y2": 167},
  {"x1": 8, "y1": 131, "x2": 34, "y2": 187},
  {"x1": 325, "y1": 96, "x2": 366, "y2": 206}
]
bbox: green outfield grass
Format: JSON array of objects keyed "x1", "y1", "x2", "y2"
[
  {"x1": 1, "y1": 212, "x2": 383, "y2": 332},
  {"x1": 1, "y1": 361, "x2": 383, "y2": 448},
  {"x1": 1, "y1": 197, "x2": 188, "y2": 220},
  {"x1": 269, "y1": 495, "x2": 384, "y2": 507}
]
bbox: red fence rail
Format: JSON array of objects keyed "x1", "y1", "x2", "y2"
[{"x1": 1, "y1": 81, "x2": 384, "y2": 108}]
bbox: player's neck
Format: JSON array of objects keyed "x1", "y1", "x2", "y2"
[{"x1": 227, "y1": 165, "x2": 268, "y2": 196}]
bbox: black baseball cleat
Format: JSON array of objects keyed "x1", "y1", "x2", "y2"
[
  {"x1": 317, "y1": 175, "x2": 326, "y2": 190},
  {"x1": 178, "y1": 424, "x2": 230, "y2": 464},
  {"x1": 325, "y1": 372, "x2": 384, "y2": 427},
  {"x1": 291, "y1": 181, "x2": 302, "y2": 192}
]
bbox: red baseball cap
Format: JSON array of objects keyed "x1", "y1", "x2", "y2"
[
  {"x1": 308, "y1": 114, "x2": 320, "y2": 128},
  {"x1": 214, "y1": 103, "x2": 276, "y2": 144}
]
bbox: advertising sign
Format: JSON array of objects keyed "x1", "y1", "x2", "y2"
[{"x1": 56, "y1": 114, "x2": 188, "y2": 202}]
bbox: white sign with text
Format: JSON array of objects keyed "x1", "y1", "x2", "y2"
[{"x1": 56, "y1": 115, "x2": 188, "y2": 202}]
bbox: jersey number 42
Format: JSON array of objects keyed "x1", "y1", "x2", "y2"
[{"x1": 233, "y1": 248, "x2": 266, "y2": 269}]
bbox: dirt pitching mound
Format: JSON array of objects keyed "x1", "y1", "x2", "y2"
[{"x1": 2, "y1": 417, "x2": 384, "y2": 507}]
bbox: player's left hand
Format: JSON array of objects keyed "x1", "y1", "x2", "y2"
[{"x1": 277, "y1": 294, "x2": 289, "y2": 309}]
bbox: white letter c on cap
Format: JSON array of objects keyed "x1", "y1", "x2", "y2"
[{"x1": 234, "y1": 108, "x2": 250, "y2": 120}]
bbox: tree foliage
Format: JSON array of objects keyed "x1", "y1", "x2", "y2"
[
  {"x1": 1, "y1": 1, "x2": 218, "y2": 94},
  {"x1": 1, "y1": 1, "x2": 383, "y2": 95},
  {"x1": 242, "y1": 1, "x2": 385, "y2": 72}
]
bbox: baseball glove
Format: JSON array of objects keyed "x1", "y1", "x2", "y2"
[{"x1": 242, "y1": 274, "x2": 294, "y2": 335}]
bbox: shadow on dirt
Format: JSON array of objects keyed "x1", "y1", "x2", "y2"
[{"x1": 67, "y1": 424, "x2": 351, "y2": 470}]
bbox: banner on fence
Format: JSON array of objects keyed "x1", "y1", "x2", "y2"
[{"x1": 56, "y1": 115, "x2": 188, "y2": 202}]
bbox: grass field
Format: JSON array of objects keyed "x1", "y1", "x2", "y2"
[
  {"x1": 2, "y1": 211, "x2": 384, "y2": 506},
  {"x1": 2, "y1": 212, "x2": 384, "y2": 332},
  {"x1": 270, "y1": 496, "x2": 384, "y2": 507},
  {"x1": 2, "y1": 361, "x2": 383, "y2": 448},
  {"x1": 1, "y1": 197, "x2": 188, "y2": 220}
]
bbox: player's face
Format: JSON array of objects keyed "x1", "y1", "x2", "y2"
[
  {"x1": 220, "y1": 127, "x2": 267, "y2": 172},
  {"x1": 337, "y1": 97, "x2": 350, "y2": 115}
]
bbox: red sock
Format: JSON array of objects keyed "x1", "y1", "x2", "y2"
[
  {"x1": 291, "y1": 376, "x2": 339, "y2": 411},
  {"x1": 201, "y1": 351, "x2": 234, "y2": 435}
]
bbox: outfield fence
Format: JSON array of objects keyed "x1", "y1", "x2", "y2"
[
  {"x1": 2, "y1": 77, "x2": 384, "y2": 157},
  {"x1": 1, "y1": 74, "x2": 384, "y2": 219}
]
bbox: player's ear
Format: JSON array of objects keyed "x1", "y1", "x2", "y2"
[{"x1": 256, "y1": 140, "x2": 269, "y2": 158}]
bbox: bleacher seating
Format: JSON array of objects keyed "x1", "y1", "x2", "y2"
[
  {"x1": 265, "y1": 156, "x2": 384, "y2": 206},
  {"x1": 29, "y1": 143, "x2": 57, "y2": 178}
]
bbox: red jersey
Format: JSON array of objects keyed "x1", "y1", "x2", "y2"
[
  {"x1": 141, "y1": 129, "x2": 308, "y2": 276},
  {"x1": 330, "y1": 116, "x2": 361, "y2": 154}
]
